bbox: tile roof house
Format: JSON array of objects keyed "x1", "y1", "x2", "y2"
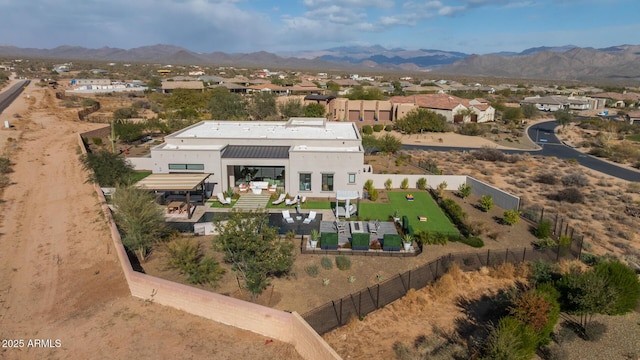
[
  {"x1": 161, "y1": 80, "x2": 204, "y2": 93},
  {"x1": 389, "y1": 94, "x2": 495, "y2": 123}
]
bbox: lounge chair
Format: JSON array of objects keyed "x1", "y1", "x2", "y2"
[
  {"x1": 282, "y1": 210, "x2": 294, "y2": 224},
  {"x1": 303, "y1": 210, "x2": 317, "y2": 224},
  {"x1": 285, "y1": 195, "x2": 299, "y2": 206},
  {"x1": 336, "y1": 221, "x2": 346, "y2": 234},
  {"x1": 271, "y1": 193, "x2": 286, "y2": 205},
  {"x1": 216, "y1": 192, "x2": 231, "y2": 205}
]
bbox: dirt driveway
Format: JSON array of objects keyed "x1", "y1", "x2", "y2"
[{"x1": 0, "y1": 82, "x2": 298, "y2": 359}]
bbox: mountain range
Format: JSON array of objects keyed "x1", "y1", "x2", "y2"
[{"x1": 1, "y1": 43, "x2": 639, "y2": 83}]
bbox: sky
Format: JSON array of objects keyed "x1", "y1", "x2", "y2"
[{"x1": 1, "y1": 0, "x2": 639, "y2": 55}]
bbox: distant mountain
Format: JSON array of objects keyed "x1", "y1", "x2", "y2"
[
  {"x1": 437, "y1": 46, "x2": 640, "y2": 82},
  {"x1": 0, "y1": 43, "x2": 639, "y2": 82}
]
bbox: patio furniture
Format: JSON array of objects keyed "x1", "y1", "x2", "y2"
[
  {"x1": 216, "y1": 193, "x2": 231, "y2": 205},
  {"x1": 320, "y1": 232, "x2": 339, "y2": 250},
  {"x1": 351, "y1": 233, "x2": 370, "y2": 251},
  {"x1": 369, "y1": 221, "x2": 379, "y2": 235},
  {"x1": 285, "y1": 195, "x2": 299, "y2": 206},
  {"x1": 238, "y1": 183, "x2": 248, "y2": 192},
  {"x1": 303, "y1": 210, "x2": 317, "y2": 224},
  {"x1": 336, "y1": 221, "x2": 346, "y2": 234},
  {"x1": 383, "y1": 234, "x2": 402, "y2": 251},
  {"x1": 300, "y1": 196, "x2": 307, "y2": 204},
  {"x1": 406, "y1": 194, "x2": 414, "y2": 201},
  {"x1": 268, "y1": 184, "x2": 277, "y2": 193},
  {"x1": 271, "y1": 193, "x2": 286, "y2": 205},
  {"x1": 282, "y1": 210, "x2": 294, "y2": 224},
  {"x1": 167, "y1": 201, "x2": 183, "y2": 213},
  {"x1": 418, "y1": 216, "x2": 427, "y2": 222}
]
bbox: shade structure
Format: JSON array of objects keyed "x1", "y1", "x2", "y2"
[
  {"x1": 134, "y1": 173, "x2": 210, "y2": 191},
  {"x1": 335, "y1": 190, "x2": 360, "y2": 219}
]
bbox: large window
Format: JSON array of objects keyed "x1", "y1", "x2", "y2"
[
  {"x1": 348, "y1": 173, "x2": 356, "y2": 184},
  {"x1": 299, "y1": 173, "x2": 311, "y2": 191},
  {"x1": 168, "y1": 163, "x2": 204, "y2": 171},
  {"x1": 322, "y1": 173, "x2": 334, "y2": 191}
]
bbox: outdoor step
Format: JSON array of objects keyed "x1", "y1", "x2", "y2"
[{"x1": 233, "y1": 193, "x2": 271, "y2": 209}]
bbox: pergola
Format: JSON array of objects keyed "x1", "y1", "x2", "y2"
[
  {"x1": 134, "y1": 173, "x2": 210, "y2": 219},
  {"x1": 335, "y1": 190, "x2": 360, "y2": 219}
]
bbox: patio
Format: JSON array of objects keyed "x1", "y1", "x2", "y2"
[
  {"x1": 317, "y1": 220, "x2": 398, "y2": 247},
  {"x1": 268, "y1": 212, "x2": 324, "y2": 235}
]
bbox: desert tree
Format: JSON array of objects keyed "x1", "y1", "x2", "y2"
[
  {"x1": 278, "y1": 98, "x2": 305, "y2": 118},
  {"x1": 304, "y1": 102, "x2": 326, "y2": 118},
  {"x1": 248, "y1": 91, "x2": 278, "y2": 120},
  {"x1": 208, "y1": 88, "x2": 248, "y2": 120},
  {"x1": 212, "y1": 210, "x2": 295, "y2": 299},
  {"x1": 112, "y1": 185, "x2": 166, "y2": 262},
  {"x1": 80, "y1": 149, "x2": 133, "y2": 187}
]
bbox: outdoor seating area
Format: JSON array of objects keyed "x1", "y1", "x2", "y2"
[
  {"x1": 312, "y1": 220, "x2": 402, "y2": 252},
  {"x1": 268, "y1": 211, "x2": 323, "y2": 235}
]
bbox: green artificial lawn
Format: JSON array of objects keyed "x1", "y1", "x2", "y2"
[
  {"x1": 359, "y1": 191, "x2": 458, "y2": 235},
  {"x1": 208, "y1": 199, "x2": 238, "y2": 208},
  {"x1": 130, "y1": 171, "x2": 152, "y2": 183}
]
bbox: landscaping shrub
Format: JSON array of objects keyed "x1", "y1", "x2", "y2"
[
  {"x1": 528, "y1": 260, "x2": 554, "y2": 286},
  {"x1": 364, "y1": 179, "x2": 374, "y2": 193},
  {"x1": 369, "y1": 188, "x2": 379, "y2": 201},
  {"x1": 372, "y1": 124, "x2": 384, "y2": 132},
  {"x1": 415, "y1": 230, "x2": 448, "y2": 245},
  {"x1": 384, "y1": 125, "x2": 393, "y2": 132},
  {"x1": 457, "y1": 183, "x2": 472, "y2": 199},
  {"x1": 91, "y1": 137, "x2": 103, "y2": 146},
  {"x1": 594, "y1": 260, "x2": 640, "y2": 315},
  {"x1": 305, "y1": 265, "x2": 320, "y2": 277},
  {"x1": 534, "y1": 219, "x2": 553, "y2": 239},
  {"x1": 483, "y1": 317, "x2": 537, "y2": 360},
  {"x1": 335, "y1": 255, "x2": 352, "y2": 270},
  {"x1": 503, "y1": 209, "x2": 521, "y2": 225},
  {"x1": 479, "y1": 195, "x2": 494, "y2": 212},
  {"x1": 320, "y1": 256, "x2": 333, "y2": 270},
  {"x1": 384, "y1": 178, "x2": 392, "y2": 190},
  {"x1": 417, "y1": 177, "x2": 427, "y2": 190},
  {"x1": 400, "y1": 177, "x2": 409, "y2": 189},
  {"x1": 361, "y1": 125, "x2": 373, "y2": 135},
  {"x1": 458, "y1": 236, "x2": 484, "y2": 248}
]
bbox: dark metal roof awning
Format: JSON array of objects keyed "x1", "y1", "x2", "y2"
[{"x1": 222, "y1": 145, "x2": 290, "y2": 159}]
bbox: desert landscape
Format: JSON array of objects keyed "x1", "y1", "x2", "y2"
[{"x1": 2, "y1": 79, "x2": 639, "y2": 360}]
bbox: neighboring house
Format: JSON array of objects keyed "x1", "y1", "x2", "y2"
[
  {"x1": 246, "y1": 83, "x2": 289, "y2": 95},
  {"x1": 389, "y1": 93, "x2": 495, "y2": 123},
  {"x1": 209, "y1": 82, "x2": 247, "y2": 94},
  {"x1": 626, "y1": 110, "x2": 640, "y2": 124},
  {"x1": 520, "y1": 95, "x2": 597, "y2": 111},
  {"x1": 142, "y1": 118, "x2": 365, "y2": 197},
  {"x1": 71, "y1": 79, "x2": 111, "y2": 86},
  {"x1": 161, "y1": 80, "x2": 204, "y2": 93}
]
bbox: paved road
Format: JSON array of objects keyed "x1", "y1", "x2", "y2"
[
  {"x1": 402, "y1": 120, "x2": 640, "y2": 182},
  {"x1": 0, "y1": 80, "x2": 30, "y2": 117}
]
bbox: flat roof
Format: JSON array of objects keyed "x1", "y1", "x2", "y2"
[
  {"x1": 172, "y1": 120, "x2": 359, "y2": 141},
  {"x1": 291, "y1": 145, "x2": 361, "y2": 152},
  {"x1": 134, "y1": 173, "x2": 210, "y2": 191}
]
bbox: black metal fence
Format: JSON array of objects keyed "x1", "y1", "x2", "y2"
[{"x1": 302, "y1": 241, "x2": 582, "y2": 335}]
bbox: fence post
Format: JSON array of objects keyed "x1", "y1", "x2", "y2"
[
  {"x1": 564, "y1": 222, "x2": 569, "y2": 236},
  {"x1": 408, "y1": 269, "x2": 412, "y2": 290},
  {"x1": 435, "y1": 258, "x2": 440, "y2": 278},
  {"x1": 540, "y1": 207, "x2": 544, "y2": 223},
  {"x1": 522, "y1": 247, "x2": 526, "y2": 262},
  {"x1": 339, "y1": 298, "x2": 343, "y2": 325},
  {"x1": 376, "y1": 284, "x2": 380, "y2": 308},
  {"x1": 505, "y1": 248, "x2": 509, "y2": 263},
  {"x1": 578, "y1": 236, "x2": 584, "y2": 260},
  {"x1": 359, "y1": 291, "x2": 362, "y2": 316},
  {"x1": 554, "y1": 214, "x2": 559, "y2": 235},
  {"x1": 486, "y1": 249, "x2": 491, "y2": 266}
]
